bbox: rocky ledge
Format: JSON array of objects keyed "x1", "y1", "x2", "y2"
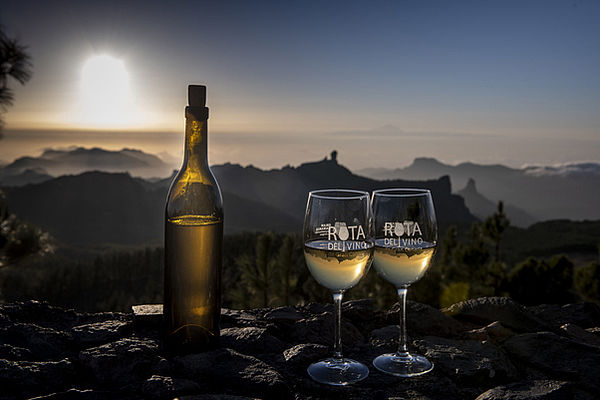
[{"x1": 1, "y1": 297, "x2": 600, "y2": 399}]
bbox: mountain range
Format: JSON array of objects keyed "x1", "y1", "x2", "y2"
[
  {"x1": 359, "y1": 157, "x2": 600, "y2": 222},
  {"x1": 2, "y1": 154, "x2": 474, "y2": 246},
  {"x1": 2, "y1": 147, "x2": 599, "y2": 246},
  {"x1": 0, "y1": 147, "x2": 172, "y2": 183},
  {"x1": 456, "y1": 179, "x2": 537, "y2": 228}
]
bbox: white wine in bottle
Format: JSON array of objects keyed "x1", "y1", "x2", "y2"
[{"x1": 164, "y1": 85, "x2": 223, "y2": 352}]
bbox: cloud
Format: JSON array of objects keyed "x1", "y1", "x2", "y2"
[{"x1": 523, "y1": 162, "x2": 600, "y2": 176}]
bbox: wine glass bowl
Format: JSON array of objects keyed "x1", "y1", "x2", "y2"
[
  {"x1": 371, "y1": 188, "x2": 437, "y2": 377},
  {"x1": 303, "y1": 189, "x2": 373, "y2": 385}
]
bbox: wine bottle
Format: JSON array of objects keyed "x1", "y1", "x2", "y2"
[{"x1": 164, "y1": 85, "x2": 223, "y2": 352}]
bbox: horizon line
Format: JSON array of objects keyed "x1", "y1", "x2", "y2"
[{"x1": 2, "y1": 144, "x2": 600, "y2": 172}]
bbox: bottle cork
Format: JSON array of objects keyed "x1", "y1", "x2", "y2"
[{"x1": 188, "y1": 85, "x2": 206, "y2": 107}]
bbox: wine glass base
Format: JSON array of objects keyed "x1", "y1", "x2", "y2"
[
  {"x1": 307, "y1": 357, "x2": 369, "y2": 386},
  {"x1": 373, "y1": 352, "x2": 433, "y2": 377}
]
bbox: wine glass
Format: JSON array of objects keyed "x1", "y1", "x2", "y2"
[
  {"x1": 371, "y1": 188, "x2": 437, "y2": 377},
  {"x1": 303, "y1": 189, "x2": 374, "y2": 385}
]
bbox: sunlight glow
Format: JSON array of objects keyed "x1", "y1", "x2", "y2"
[{"x1": 74, "y1": 54, "x2": 137, "y2": 128}]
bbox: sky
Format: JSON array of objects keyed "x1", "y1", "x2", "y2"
[{"x1": 1, "y1": 0, "x2": 599, "y2": 170}]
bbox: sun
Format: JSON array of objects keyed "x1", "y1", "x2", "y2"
[{"x1": 74, "y1": 54, "x2": 136, "y2": 128}]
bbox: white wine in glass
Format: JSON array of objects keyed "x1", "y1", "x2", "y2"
[
  {"x1": 303, "y1": 189, "x2": 374, "y2": 386},
  {"x1": 371, "y1": 188, "x2": 437, "y2": 377},
  {"x1": 304, "y1": 240, "x2": 372, "y2": 291}
]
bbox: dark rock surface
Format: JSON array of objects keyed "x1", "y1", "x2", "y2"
[
  {"x1": 0, "y1": 298, "x2": 599, "y2": 399},
  {"x1": 443, "y1": 297, "x2": 549, "y2": 333},
  {"x1": 474, "y1": 380, "x2": 582, "y2": 400}
]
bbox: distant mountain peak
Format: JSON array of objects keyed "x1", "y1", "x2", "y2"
[
  {"x1": 298, "y1": 157, "x2": 348, "y2": 173},
  {"x1": 371, "y1": 124, "x2": 403, "y2": 135},
  {"x1": 456, "y1": 177, "x2": 537, "y2": 227},
  {"x1": 411, "y1": 157, "x2": 444, "y2": 167},
  {"x1": 121, "y1": 148, "x2": 145, "y2": 154},
  {"x1": 298, "y1": 150, "x2": 345, "y2": 170},
  {"x1": 463, "y1": 178, "x2": 477, "y2": 193}
]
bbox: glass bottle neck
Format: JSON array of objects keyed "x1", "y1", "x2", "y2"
[{"x1": 182, "y1": 108, "x2": 208, "y2": 171}]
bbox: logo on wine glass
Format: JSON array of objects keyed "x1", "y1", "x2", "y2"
[
  {"x1": 384, "y1": 221, "x2": 422, "y2": 237},
  {"x1": 383, "y1": 221, "x2": 423, "y2": 246},
  {"x1": 394, "y1": 222, "x2": 405, "y2": 236},
  {"x1": 315, "y1": 222, "x2": 367, "y2": 241},
  {"x1": 336, "y1": 222, "x2": 350, "y2": 240}
]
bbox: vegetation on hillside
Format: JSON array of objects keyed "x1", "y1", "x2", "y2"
[
  {"x1": 1, "y1": 201, "x2": 598, "y2": 311},
  {"x1": 0, "y1": 190, "x2": 53, "y2": 268}
]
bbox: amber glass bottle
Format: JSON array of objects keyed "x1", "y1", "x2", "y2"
[{"x1": 164, "y1": 85, "x2": 223, "y2": 352}]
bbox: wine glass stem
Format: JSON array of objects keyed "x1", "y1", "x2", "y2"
[
  {"x1": 332, "y1": 291, "x2": 344, "y2": 360},
  {"x1": 397, "y1": 287, "x2": 409, "y2": 355}
]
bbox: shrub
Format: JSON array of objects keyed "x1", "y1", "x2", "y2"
[{"x1": 575, "y1": 262, "x2": 600, "y2": 303}]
